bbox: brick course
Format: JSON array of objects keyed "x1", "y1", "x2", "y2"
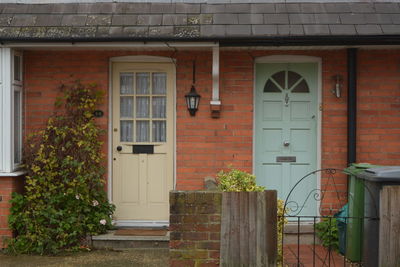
[
  {"x1": 169, "y1": 191, "x2": 221, "y2": 267},
  {"x1": 0, "y1": 176, "x2": 24, "y2": 248}
]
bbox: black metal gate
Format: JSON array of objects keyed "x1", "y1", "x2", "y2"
[{"x1": 278, "y1": 168, "x2": 379, "y2": 267}]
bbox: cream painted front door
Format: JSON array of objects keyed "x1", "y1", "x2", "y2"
[{"x1": 112, "y1": 62, "x2": 174, "y2": 222}]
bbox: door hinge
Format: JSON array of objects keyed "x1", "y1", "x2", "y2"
[{"x1": 319, "y1": 104, "x2": 323, "y2": 111}]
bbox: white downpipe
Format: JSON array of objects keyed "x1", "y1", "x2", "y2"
[{"x1": 211, "y1": 46, "x2": 221, "y2": 106}]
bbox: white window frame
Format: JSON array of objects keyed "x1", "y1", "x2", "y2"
[
  {"x1": 0, "y1": 48, "x2": 23, "y2": 173},
  {"x1": 12, "y1": 51, "x2": 23, "y2": 168}
]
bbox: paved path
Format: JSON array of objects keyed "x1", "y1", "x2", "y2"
[
  {"x1": 0, "y1": 248, "x2": 169, "y2": 267},
  {"x1": 283, "y1": 244, "x2": 360, "y2": 267}
]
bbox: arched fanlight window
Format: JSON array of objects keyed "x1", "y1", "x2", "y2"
[{"x1": 264, "y1": 70, "x2": 310, "y2": 93}]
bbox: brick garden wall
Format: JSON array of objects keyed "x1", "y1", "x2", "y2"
[
  {"x1": 22, "y1": 48, "x2": 400, "y2": 213},
  {"x1": 0, "y1": 176, "x2": 24, "y2": 248},
  {"x1": 169, "y1": 191, "x2": 221, "y2": 267}
]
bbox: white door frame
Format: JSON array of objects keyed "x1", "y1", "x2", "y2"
[
  {"x1": 252, "y1": 55, "x2": 322, "y2": 216},
  {"x1": 108, "y1": 55, "x2": 176, "y2": 227}
]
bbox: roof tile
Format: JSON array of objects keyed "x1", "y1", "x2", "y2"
[
  {"x1": 224, "y1": 4, "x2": 250, "y2": 13},
  {"x1": 19, "y1": 27, "x2": 47, "y2": 38},
  {"x1": 303, "y1": 24, "x2": 330, "y2": 35},
  {"x1": 226, "y1": 24, "x2": 251, "y2": 36},
  {"x1": 176, "y1": 3, "x2": 200, "y2": 14},
  {"x1": 46, "y1": 27, "x2": 72, "y2": 38},
  {"x1": 150, "y1": 3, "x2": 175, "y2": 14},
  {"x1": 123, "y1": 26, "x2": 148, "y2": 37},
  {"x1": 112, "y1": 15, "x2": 138, "y2": 26},
  {"x1": 238, "y1": 14, "x2": 263, "y2": 25},
  {"x1": 174, "y1": 26, "x2": 200, "y2": 37},
  {"x1": 350, "y1": 3, "x2": 375, "y2": 13},
  {"x1": 381, "y1": 25, "x2": 400, "y2": 34},
  {"x1": 252, "y1": 25, "x2": 278, "y2": 35},
  {"x1": 250, "y1": 4, "x2": 275, "y2": 13},
  {"x1": 329, "y1": 25, "x2": 356, "y2": 35},
  {"x1": 201, "y1": 4, "x2": 226, "y2": 14},
  {"x1": 70, "y1": 26, "x2": 96, "y2": 38},
  {"x1": 289, "y1": 14, "x2": 315, "y2": 24},
  {"x1": 0, "y1": 15, "x2": 13, "y2": 27},
  {"x1": 213, "y1": 14, "x2": 239, "y2": 24},
  {"x1": 86, "y1": 15, "x2": 111, "y2": 26},
  {"x1": 200, "y1": 25, "x2": 226, "y2": 37},
  {"x1": 374, "y1": 3, "x2": 400, "y2": 13},
  {"x1": 340, "y1": 14, "x2": 366, "y2": 24},
  {"x1": 61, "y1": 15, "x2": 87, "y2": 26},
  {"x1": 355, "y1": 24, "x2": 383, "y2": 35},
  {"x1": 300, "y1": 3, "x2": 326, "y2": 13},
  {"x1": 264, "y1": 14, "x2": 289, "y2": 25},
  {"x1": 163, "y1": 15, "x2": 187, "y2": 26},
  {"x1": 115, "y1": 3, "x2": 151, "y2": 14},
  {"x1": 324, "y1": 3, "x2": 351, "y2": 13},
  {"x1": 11, "y1": 15, "x2": 36, "y2": 27},
  {"x1": 35, "y1": 15, "x2": 62, "y2": 27}
]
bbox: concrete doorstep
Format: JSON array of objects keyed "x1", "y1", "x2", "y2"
[{"x1": 92, "y1": 230, "x2": 170, "y2": 250}]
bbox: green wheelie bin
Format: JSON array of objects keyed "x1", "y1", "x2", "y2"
[{"x1": 343, "y1": 163, "x2": 380, "y2": 262}]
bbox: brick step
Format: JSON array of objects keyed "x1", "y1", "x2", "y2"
[{"x1": 92, "y1": 230, "x2": 170, "y2": 249}]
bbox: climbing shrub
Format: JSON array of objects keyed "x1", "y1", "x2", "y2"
[
  {"x1": 7, "y1": 82, "x2": 115, "y2": 255},
  {"x1": 315, "y1": 218, "x2": 339, "y2": 252},
  {"x1": 216, "y1": 168, "x2": 287, "y2": 265}
]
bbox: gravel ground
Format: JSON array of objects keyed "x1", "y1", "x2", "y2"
[{"x1": 0, "y1": 248, "x2": 169, "y2": 267}]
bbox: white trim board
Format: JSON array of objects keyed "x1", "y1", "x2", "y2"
[{"x1": 253, "y1": 55, "x2": 322, "y2": 217}]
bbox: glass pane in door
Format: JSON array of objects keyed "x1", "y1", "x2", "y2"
[
  {"x1": 120, "y1": 120, "x2": 133, "y2": 142},
  {"x1": 152, "y1": 73, "x2": 167, "y2": 94},
  {"x1": 136, "y1": 97, "x2": 149, "y2": 118},
  {"x1": 120, "y1": 73, "x2": 134, "y2": 94},
  {"x1": 136, "y1": 73, "x2": 150, "y2": 94},
  {"x1": 152, "y1": 97, "x2": 166, "y2": 118},
  {"x1": 152, "y1": 121, "x2": 166, "y2": 142},
  {"x1": 120, "y1": 96, "x2": 134, "y2": 118},
  {"x1": 136, "y1": 121, "x2": 149, "y2": 142}
]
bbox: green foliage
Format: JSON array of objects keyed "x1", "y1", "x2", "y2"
[
  {"x1": 7, "y1": 82, "x2": 115, "y2": 255},
  {"x1": 315, "y1": 218, "x2": 339, "y2": 252},
  {"x1": 216, "y1": 168, "x2": 287, "y2": 265},
  {"x1": 217, "y1": 168, "x2": 265, "y2": 192}
]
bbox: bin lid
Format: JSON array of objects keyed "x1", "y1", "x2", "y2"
[
  {"x1": 358, "y1": 166, "x2": 400, "y2": 182},
  {"x1": 343, "y1": 163, "x2": 381, "y2": 176}
]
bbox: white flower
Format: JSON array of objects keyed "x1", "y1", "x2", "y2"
[
  {"x1": 75, "y1": 195, "x2": 80, "y2": 200},
  {"x1": 100, "y1": 219, "x2": 107, "y2": 225},
  {"x1": 92, "y1": 200, "x2": 99, "y2": 206}
]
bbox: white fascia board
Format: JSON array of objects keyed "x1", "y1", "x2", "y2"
[
  {"x1": 3, "y1": 42, "x2": 219, "y2": 49},
  {"x1": 0, "y1": 48, "x2": 12, "y2": 173}
]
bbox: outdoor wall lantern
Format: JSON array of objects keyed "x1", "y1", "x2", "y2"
[
  {"x1": 185, "y1": 61, "x2": 201, "y2": 116},
  {"x1": 332, "y1": 74, "x2": 342, "y2": 98},
  {"x1": 185, "y1": 85, "x2": 201, "y2": 116}
]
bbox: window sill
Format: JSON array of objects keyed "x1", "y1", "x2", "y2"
[{"x1": 0, "y1": 170, "x2": 27, "y2": 177}]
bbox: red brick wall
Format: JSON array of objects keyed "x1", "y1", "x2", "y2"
[
  {"x1": 357, "y1": 50, "x2": 400, "y2": 165},
  {"x1": 169, "y1": 191, "x2": 221, "y2": 267},
  {"x1": 0, "y1": 176, "x2": 24, "y2": 248},
  {"x1": 22, "y1": 49, "x2": 400, "y2": 212}
]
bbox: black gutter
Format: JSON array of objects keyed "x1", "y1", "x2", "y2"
[
  {"x1": 1, "y1": 35, "x2": 400, "y2": 46},
  {"x1": 347, "y1": 48, "x2": 357, "y2": 165}
]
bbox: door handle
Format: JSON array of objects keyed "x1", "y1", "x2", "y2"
[{"x1": 116, "y1": 146, "x2": 122, "y2": 152}]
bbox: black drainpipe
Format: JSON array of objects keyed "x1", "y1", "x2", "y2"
[{"x1": 347, "y1": 48, "x2": 357, "y2": 165}]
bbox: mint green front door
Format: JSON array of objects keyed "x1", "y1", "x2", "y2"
[{"x1": 255, "y1": 62, "x2": 318, "y2": 216}]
